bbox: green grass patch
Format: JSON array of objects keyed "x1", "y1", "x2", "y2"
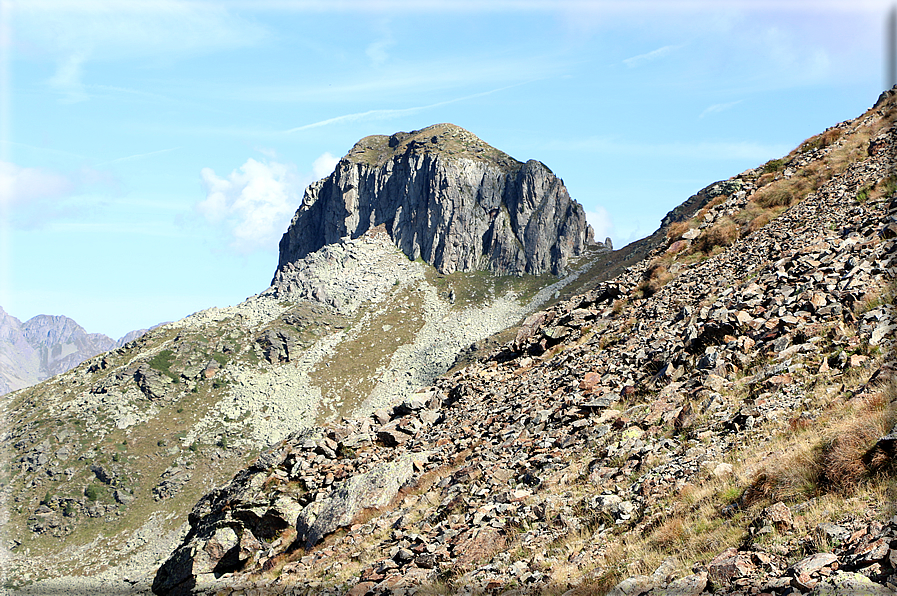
[{"x1": 148, "y1": 349, "x2": 178, "y2": 383}]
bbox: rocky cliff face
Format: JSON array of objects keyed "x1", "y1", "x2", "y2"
[{"x1": 274, "y1": 123, "x2": 596, "y2": 284}]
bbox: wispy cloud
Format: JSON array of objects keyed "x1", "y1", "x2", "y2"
[
  {"x1": 230, "y1": 53, "x2": 564, "y2": 103},
  {"x1": 47, "y1": 51, "x2": 89, "y2": 103},
  {"x1": 196, "y1": 1, "x2": 893, "y2": 15},
  {"x1": 45, "y1": 221, "x2": 195, "y2": 238},
  {"x1": 1, "y1": 140, "x2": 89, "y2": 160},
  {"x1": 366, "y1": 21, "x2": 395, "y2": 66},
  {"x1": 699, "y1": 100, "x2": 744, "y2": 118},
  {"x1": 548, "y1": 137, "x2": 792, "y2": 162},
  {"x1": 0, "y1": 161, "x2": 74, "y2": 206},
  {"x1": 0, "y1": 161, "x2": 119, "y2": 228},
  {"x1": 15, "y1": 0, "x2": 268, "y2": 101},
  {"x1": 96, "y1": 147, "x2": 180, "y2": 166},
  {"x1": 283, "y1": 83, "x2": 534, "y2": 133},
  {"x1": 623, "y1": 44, "x2": 683, "y2": 68}
]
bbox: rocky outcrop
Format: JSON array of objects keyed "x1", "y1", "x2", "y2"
[
  {"x1": 152, "y1": 431, "x2": 426, "y2": 596},
  {"x1": 275, "y1": 123, "x2": 596, "y2": 282}
]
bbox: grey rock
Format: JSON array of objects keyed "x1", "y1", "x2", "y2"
[
  {"x1": 113, "y1": 489, "x2": 133, "y2": 505},
  {"x1": 296, "y1": 453, "x2": 423, "y2": 548},
  {"x1": 664, "y1": 571, "x2": 708, "y2": 595},
  {"x1": 608, "y1": 574, "x2": 654, "y2": 596},
  {"x1": 792, "y1": 552, "x2": 839, "y2": 577},
  {"x1": 134, "y1": 363, "x2": 173, "y2": 401},
  {"x1": 256, "y1": 327, "x2": 301, "y2": 364},
  {"x1": 811, "y1": 571, "x2": 894, "y2": 595},
  {"x1": 89, "y1": 463, "x2": 115, "y2": 485}
]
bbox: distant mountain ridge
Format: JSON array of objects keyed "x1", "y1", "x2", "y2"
[{"x1": 0, "y1": 307, "x2": 148, "y2": 394}]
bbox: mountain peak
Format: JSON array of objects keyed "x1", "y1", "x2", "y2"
[
  {"x1": 275, "y1": 124, "x2": 597, "y2": 280},
  {"x1": 344, "y1": 123, "x2": 523, "y2": 172}
]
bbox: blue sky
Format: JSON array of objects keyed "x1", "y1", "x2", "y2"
[{"x1": 1, "y1": 0, "x2": 892, "y2": 338}]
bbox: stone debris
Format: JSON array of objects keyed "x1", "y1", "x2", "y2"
[{"x1": 152, "y1": 91, "x2": 897, "y2": 595}]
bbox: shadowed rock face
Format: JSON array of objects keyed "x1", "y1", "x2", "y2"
[{"x1": 275, "y1": 123, "x2": 595, "y2": 281}]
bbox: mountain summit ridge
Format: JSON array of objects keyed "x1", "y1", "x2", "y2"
[{"x1": 274, "y1": 123, "x2": 597, "y2": 282}]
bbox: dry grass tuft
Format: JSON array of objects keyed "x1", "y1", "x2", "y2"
[
  {"x1": 666, "y1": 220, "x2": 691, "y2": 243},
  {"x1": 744, "y1": 385, "x2": 896, "y2": 505},
  {"x1": 795, "y1": 128, "x2": 844, "y2": 154},
  {"x1": 694, "y1": 218, "x2": 739, "y2": 254},
  {"x1": 637, "y1": 263, "x2": 673, "y2": 298}
]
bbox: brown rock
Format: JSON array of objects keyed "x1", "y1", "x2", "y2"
[
  {"x1": 762, "y1": 501, "x2": 793, "y2": 532},
  {"x1": 451, "y1": 527, "x2": 506, "y2": 570},
  {"x1": 377, "y1": 423, "x2": 412, "y2": 447},
  {"x1": 347, "y1": 581, "x2": 376, "y2": 596},
  {"x1": 667, "y1": 239, "x2": 689, "y2": 254},
  {"x1": 579, "y1": 371, "x2": 602, "y2": 392},
  {"x1": 850, "y1": 354, "x2": 869, "y2": 367},
  {"x1": 767, "y1": 373, "x2": 792, "y2": 387},
  {"x1": 708, "y1": 547, "x2": 755, "y2": 585}
]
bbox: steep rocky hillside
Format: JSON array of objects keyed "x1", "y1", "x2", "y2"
[
  {"x1": 149, "y1": 90, "x2": 897, "y2": 596},
  {"x1": 0, "y1": 146, "x2": 605, "y2": 591},
  {"x1": 0, "y1": 308, "x2": 148, "y2": 395},
  {"x1": 275, "y1": 123, "x2": 600, "y2": 279}
]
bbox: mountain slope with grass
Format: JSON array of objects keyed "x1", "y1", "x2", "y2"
[
  {"x1": 0, "y1": 135, "x2": 607, "y2": 595},
  {"x1": 149, "y1": 90, "x2": 897, "y2": 596}
]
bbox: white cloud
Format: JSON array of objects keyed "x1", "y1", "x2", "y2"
[
  {"x1": 312, "y1": 152, "x2": 340, "y2": 179},
  {"x1": 0, "y1": 161, "x2": 118, "y2": 228},
  {"x1": 47, "y1": 51, "x2": 89, "y2": 103},
  {"x1": 586, "y1": 206, "x2": 614, "y2": 244},
  {"x1": 623, "y1": 44, "x2": 683, "y2": 68},
  {"x1": 15, "y1": 0, "x2": 267, "y2": 101},
  {"x1": 198, "y1": 159, "x2": 307, "y2": 253},
  {"x1": 0, "y1": 162, "x2": 74, "y2": 205},
  {"x1": 699, "y1": 100, "x2": 743, "y2": 119},
  {"x1": 366, "y1": 36, "x2": 395, "y2": 66}
]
